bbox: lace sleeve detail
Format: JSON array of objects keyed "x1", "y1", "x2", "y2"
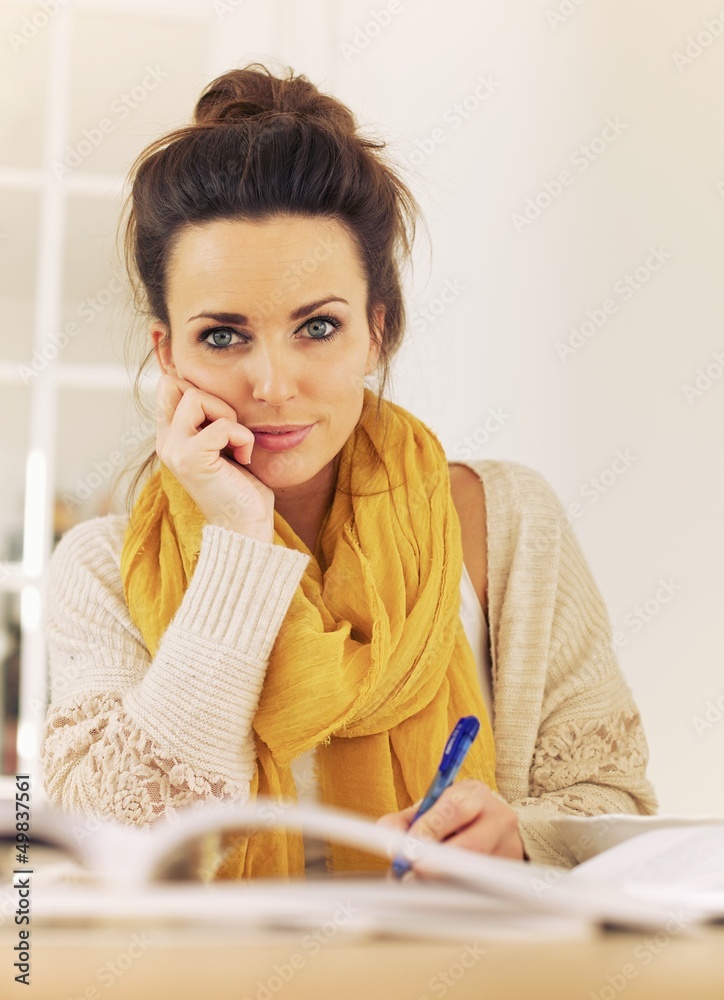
[
  {"x1": 528, "y1": 706, "x2": 652, "y2": 800},
  {"x1": 41, "y1": 693, "x2": 250, "y2": 827},
  {"x1": 511, "y1": 705, "x2": 659, "y2": 867}
]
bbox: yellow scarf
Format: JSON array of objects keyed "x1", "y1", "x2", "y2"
[{"x1": 120, "y1": 387, "x2": 496, "y2": 878}]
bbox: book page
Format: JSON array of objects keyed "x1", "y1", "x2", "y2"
[
  {"x1": 549, "y1": 812, "x2": 724, "y2": 863},
  {"x1": 568, "y1": 825, "x2": 724, "y2": 890},
  {"x1": 28, "y1": 880, "x2": 594, "y2": 942}
]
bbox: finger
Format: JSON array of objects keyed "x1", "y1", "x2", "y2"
[
  {"x1": 156, "y1": 373, "x2": 183, "y2": 434},
  {"x1": 171, "y1": 384, "x2": 245, "y2": 437},
  {"x1": 160, "y1": 372, "x2": 242, "y2": 428},
  {"x1": 445, "y1": 821, "x2": 524, "y2": 860},
  {"x1": 438, "y1": 818, "x2": 501, "y2": 856},
  {"x1": 194, "y1": 418, "x2": 255, "y2": 463},
  {"x1": 159, "y1": 371, "x2": 208, "y2": 402},
  {"x1": 163, "y1": 422, "x2": 253, "y2": 476},
  {"x1": 409, "y1": 782, "x2": 488, "y2": 844},
  {"x1": 375, "y1": 805, "x2": 415, "y2": 832},
  {"x1": 226, "y1": 436, "x2": 258, "y2": 466},
  {"x1": 375, "y1": 815, "x2": 407, "y2": 833},
  {"x1": 425, "y1": 791, "x2": 523, "y2": 860}
]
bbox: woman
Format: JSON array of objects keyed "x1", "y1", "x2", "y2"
[{"x1": 40, "y1": 63, "x2": 657, "y2": 879}]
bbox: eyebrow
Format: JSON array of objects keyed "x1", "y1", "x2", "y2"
[{"x1": 186, "y1": 297, "x2": 350, "y2": 325}]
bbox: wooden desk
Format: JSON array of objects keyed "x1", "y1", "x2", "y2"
[{"x1": 5, "y1": 922, "x2": 723, "y2": 1000}]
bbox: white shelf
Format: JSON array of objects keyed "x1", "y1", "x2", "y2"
[
  {"x1": 0, "y1": 564, "x2": 31, "y2": 594},
  {"x1": 0, "y1": 361, "x2": 156, "y2": 391},
  {"x1": 0, "y1": 166, "x2": 129, "y2": 198}
]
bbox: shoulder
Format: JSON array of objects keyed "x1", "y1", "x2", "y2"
[
  {"x1": 465, "y1": 459, "x2": 565, "y2": 511},
  {"x1": 447, "y1": 461, "x2": 489, "y2": 560},
  {"x1": 452, "y1": 459, "x2": 568, "y2": 529},
  {"x1": 448, "y1": 458, "x2": 571, "y2": 577},
  {"x1": 447, "y1": 462, "x2": 490, "y2": 613}
]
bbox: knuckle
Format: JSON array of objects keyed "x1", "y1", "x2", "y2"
[
  {"x1": 174, "y1": 454, "x2": 194, "y2": 477},
  {"x1": 449, "y1": 788, "x2": 466, "y2": 808},
  {"x1": 434, "y1": 796, "x2": 456, "y2": 823},
  {"x1": 460, "y1": 779, "x2": 482, "y2": 795},
  {"x1": 174, "y1": 386, "x2": 198, "y2": 413},
  {"x1": 216, "y1": 416, "x2": 235, "y2": 433}
]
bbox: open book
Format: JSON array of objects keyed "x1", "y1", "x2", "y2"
[
  {"x1": 2, "y1": 796, "x2": 723, "y2": 940},
  {"x1": 553, "y1": 813, "x2": 724, "y2": 919}
]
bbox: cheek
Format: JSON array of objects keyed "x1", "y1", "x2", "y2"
[
  {"x1": 315, "y1": 356, "x2": 367, "y2": 398},
  {"x1": 176, "y1": 358, "x2": 241, "y2": 401}
]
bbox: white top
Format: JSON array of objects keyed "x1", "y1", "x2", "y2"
[{"x1": 291, "y1": 561, "x2": 494, "y2": 869}]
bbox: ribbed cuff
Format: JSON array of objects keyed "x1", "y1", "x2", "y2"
[
  {"x1": 124, "y1": 526, "x2": 311, "y2": 778},
  {"x1": 174, "y1": 525, "x2": 311, "y2": 661},
  {"x1": 514, "y1": 803, "x2": 576, "y2": 869}
]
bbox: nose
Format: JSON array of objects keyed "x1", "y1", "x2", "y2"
[{"x1": 248, "y1": 345, "x2": 298, "y2": 406}]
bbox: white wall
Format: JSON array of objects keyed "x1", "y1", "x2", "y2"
[
  {"x1": 322, "y1": 0, "x2": 724, "y2": 818},
  {"x1": 2, "y1": 0, "x2": 723, "y2": 815}
]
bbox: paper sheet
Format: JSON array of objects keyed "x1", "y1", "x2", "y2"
[{"x1": 28, "y1": 879, "x2": 595, "y2": 942}]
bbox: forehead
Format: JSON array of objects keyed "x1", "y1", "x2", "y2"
[{"x1": 166, "y1": 215, "x2": 364, "y2": 318}]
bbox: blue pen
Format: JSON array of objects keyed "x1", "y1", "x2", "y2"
[{"x1": 390, "y1": 715, "x2": 481, "y2": 879}]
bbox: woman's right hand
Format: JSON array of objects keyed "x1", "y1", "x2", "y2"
[{"x1": 155, "y1": 373, "x2": 276, "y2": 542}]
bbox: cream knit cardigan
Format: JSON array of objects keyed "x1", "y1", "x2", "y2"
[{"x1": 40, "y1": 458, "x2": 658, "y2": 868}]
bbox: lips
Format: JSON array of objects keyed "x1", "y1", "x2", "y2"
[
  {"x1": 248, "y1": 425, "x2": 311, "y2": 433},
  {"x1": 251, "y1": 423, "x2": 315, "y2": 452}
]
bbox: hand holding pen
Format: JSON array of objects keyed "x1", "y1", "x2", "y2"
[
  {"x1": 388, "y1": 716, "x2": 480, "y2": 878},
  {"x1": 376, "y1": 715, "x2": 528, "y2": 871}
]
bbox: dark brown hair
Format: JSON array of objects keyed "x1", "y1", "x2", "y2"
[{"x1": 118, "y1": 61, "x2": 428, "y2": 512}]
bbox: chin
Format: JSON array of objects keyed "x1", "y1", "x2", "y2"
[{"x1": 251, "y1": 454, "x2": 319, "y2": 481}]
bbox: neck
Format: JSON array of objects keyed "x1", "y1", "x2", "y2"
[{"x1": 273, "y1": 453, "x2": 341, "y2": 553}]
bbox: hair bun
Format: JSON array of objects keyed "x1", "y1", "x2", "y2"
[
  {"x1": 194, "y1": 63, "x2": 356, "y2": 135},
  {"x1": 195, "y1": 64, "x2": 321, "y2": 127}
]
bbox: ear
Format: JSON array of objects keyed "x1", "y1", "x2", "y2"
[
  {"x1": 365, "y1": 304, "x2": 385, "y2": 376},
  {"x1": 150, "y1": 322, "x2": 176, "y2": 374}
]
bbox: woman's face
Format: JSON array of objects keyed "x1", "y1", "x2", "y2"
[{"x1": 151, "y1": 214, "x2": 382, "y2": 491}]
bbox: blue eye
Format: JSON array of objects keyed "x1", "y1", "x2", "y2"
[
  {"x1": 198, "y1": 315, "x2": 343, "y2": 351},
  {"x1": 208, "y1": 329, "x2": 235, "y2": 348},
  {"x1": 305, "y1": 316, "x2": 342, "y2": 342}
]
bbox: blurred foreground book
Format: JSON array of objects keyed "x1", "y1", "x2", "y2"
[{"x1": 1, "y1": 797, "x2": 723, "y2": 942}]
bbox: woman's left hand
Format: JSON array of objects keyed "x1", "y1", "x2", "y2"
[{"x1": 376, "y1": 780, "x2": 528, "y2": 869}]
